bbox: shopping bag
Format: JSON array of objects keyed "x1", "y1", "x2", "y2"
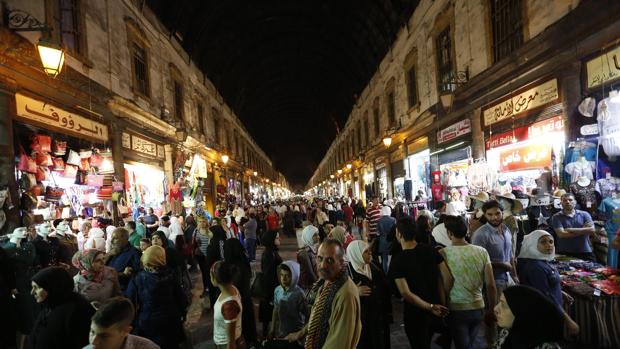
[
  {"x1": 63, "y1": 164, "x2": 78, "y2": 178},
  {"x1": 66, "y1": 150, "x2": 81, "y2": 166},
  {"x1": 31, "y1": 134, "x2": 52, "y2": 152},
  {"x1": 17, "y1": 146, "x2": 37, "y2": 173},
  {"x1": 52, "y1": 157, "x2": 65, "y2": 171},
  {"x1": 34, "y1": 151, "x2": 52, "y2": 166},
  {"x1": 86, "y1": 174, "x2": 104, "y2": 187},
  {"x1": 52, "y1": 140, "x2": 67, "y2": 156}
]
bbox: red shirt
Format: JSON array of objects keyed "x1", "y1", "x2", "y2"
[
  {"x1": 343, "y1": 206, "x2": 354, "y2": 222},
  {"x1": 366, "y1": 207, "x2": 381, "y2": 236},
  {"x1": 432, "y1": 184, "x2": 444, "y2": 201},
  {"x1": 266, "y1": 214, "x2": 279, "y2": 231}
]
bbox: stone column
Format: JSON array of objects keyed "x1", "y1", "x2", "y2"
[{"x1": 470, "y1": 108, "x2": 485, "y2": 160}]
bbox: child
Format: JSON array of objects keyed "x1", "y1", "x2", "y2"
[
  {"x1": 264, "y1": 261, "x2": 307, "y2": 349},
  {"x1": 139, "y1": 238, "x2": 151, "y2": 252}
]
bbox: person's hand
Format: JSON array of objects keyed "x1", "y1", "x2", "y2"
[
  {"x1": 484, "y1": 310, "x2": 497, "y2": 326},
  {"x1": 123, "y1": 267, "x2": 133, "y2": 275},
  {"x1": 428, "y1": 303, "x2": 449, "y2": 317},
  {"x1": 356, "y1": 281, "x2": 372, "y2": 297},
  {"x1": 283, "y1": 330, "x2": 303, "y2": 343},
  {"x1": 566, "y1": 317, "x2": 580, "y2": 336},
  {"x1": 562, "y1": 291, "x2": 575, "y2": 306}
]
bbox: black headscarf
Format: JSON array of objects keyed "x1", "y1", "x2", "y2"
[
  {"x1": 209, "y1": 225, "x2": 227, "y2": 242},
  {"x1": 223, "y1": 239, "x2": 249, "y2": 266},
  {"x1": 262, "y1": 230, "x2": 279, "y2": 250},
  {"x1": 501, "y1": 285, "x2": 564, "y2": 348},
  {"x1": 153, "y1": 230, "x2": 170, "y2": 247},
  {"x1": 206, "y1": 225, "x2": 227, "y2": 267},
  {"x1": 153, "y1": 231, "x2": 183, "y2": 269},
  {"x1": 31, "y1": 267, "x2": 75, "y2": 308}
]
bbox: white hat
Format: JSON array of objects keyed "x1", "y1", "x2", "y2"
[{"x1": 578, "y1": 97, "x2": 595, "y2": 117}]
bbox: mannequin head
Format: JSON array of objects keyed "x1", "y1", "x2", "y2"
[
  {"x1": 36, "y1": 222, "x2": 52, "y2": 238},
  {"x1": 10, "y1": 227, "x2": 28, "y2": 244},
  {"x1": 55, "y1": 221, "x2": 70, "y2": 236}
]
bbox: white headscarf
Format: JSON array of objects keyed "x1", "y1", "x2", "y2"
[
  {"x1": 347, "y1": 240, "x2": 372, "y2": 280},
  {"x1": 518, "y1": 230, "x2": 555, "y2": 261},
  {"x1": 380, "y1": 205, "x2": 392, "y2": 217},
  {"x1": 301, "y1": 225, "x2": 319, "y2": 252}
]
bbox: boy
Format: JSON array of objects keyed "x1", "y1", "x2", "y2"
[
  {"x1": 139, "y1": 238, "x2": 151, "y2": 253},
  {"x1": 84, "y1": 297, "x2": 159, "y2": 349},
  {"x1": 264, "y1": 261, "x2": 307, "y2": 349}
]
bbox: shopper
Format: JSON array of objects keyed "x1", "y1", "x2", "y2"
[
  {"x1": 389, "y1": 216, "x2": 450, "y2": 348},
  {"x1": 328, "y1": 225, "x2": 354, "y2": 251},
  {"x1": 156, "y1": 216, "x2": 172, "y2": 240},
  {"x1": 365, "y1": 196, "x2": 382, "y2": 241},
  {"x1": 72, "y1": 250, "x2": 121, "y2": 303},
  {"x1": 244, "y1": 213, "x2": 258, "y2": 261},
  {"x1": 347, "y1": 240, "x2": 391, "y2": 349},
  {"x1": 125, "y1": 246, "x2": 187, "y2": 349},
  {"x1": 144, "y1": 208, "x2": 159, "y2": 236},
  {"x1": 415, "y1": 213, "x2": 437, "y2": 246},
  {"x1": 105, "y1": 228, "x2": 141, "y2": 291},
  {"x1": 125, "y1": 221, "x2": 141, "y2": 249},
  {"x1": 259, "y1": 230, "x2": 283, "y2": 336},
  {"x1": 517, "y1": 230, "x2": 580, "y2": 335},
  {"x1": 297, "y1": 225, "x2": 319, "y2": 290},
  {"x1": 375, "y1": 205, "x2": 395, "y2": 273},
  {"x1": 551, "y1": 193, "x2": 596, "y2": 261},
  {"x1": 493, "y1": 285, "x2": 564, "y2": 348},
  {"x1": 440, "y1": 215, "x2": 496, "y2": 349},
  {"x1": 29, "y1": 266, "x2": 95, "y2": 349},
  {"x1": 84, "y1": 227, "x2": 106, "y2": 252},
  {"x1": 267, "y1": 208, "x2": 280, "y2": 231},
  {"x1": 206, "y1": 225, "x2": 228, "y2": 308},
  {"x1": 194, "y1": 217, "x2": 211, "y2": 296},
  {"x1": 284, "y1": 239, "x2": 361, "y2": 349},
  {"x1": 77, "y1": 221, "x2": 92, "y2": 251},
  {"x1": 264, "y1": 261, "x2": 307, "y2": 349},
  {"x1": 211, "y1": 261, "x2": 245, "y2": 349},
  {"x1": 84, "y1": 297, "x2": 159, "y2": 349},
  {"x1": 223, "y1": 238, "x2": 258, "y2": 348}
]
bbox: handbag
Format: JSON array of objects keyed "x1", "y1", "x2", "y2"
[
  {"x1": 63, "y1": 164, "x2": 78, "y2": 178},
  {"x1": 52, "y1": 140, "x2": 67, "y2": 156},
  {"x1": 31, "y1": 134, "x2": 52, "y2": 152},
  {"x1": 117, "y1": 197, "x2": 130, "y2": 216},
  {"x1": 96, "y1": 187, "x2": 113, "y2": 200},
  {"x1": 89, "y1": 150, "x2": 103, "y2": 167},
  {"x1": 19, "y1": 173, "x2": 36, "y2": 189},
  {"x1": 66, "y1": 149, "x2": 81, "y2": 166},
  {"x1": 112, "y1": 181, "x2": 124, "y2": 192},
  {"x1": 79, "y1": 149, "x2": 92, "y2": 159},
  {"x1": 34, "y1": 151, "x2": 52, "y2": 166},
  {"x1": 52, "y1": 157, "x2": 65, "y2": 171},
  {"x1": 44, "y1": 186, "x2": 64, "y2": 202},
  {"x1": 251, "y1": 271, "x2": 266, "y2": 299},
  {"x1": 36, "y1": 166, "x2": 50, "y2": 182},
  {"x1": 17, "y1": 146, "x2": 37, "y2": 173},
  {"x1": 86, "y1": 174, "x2": 105, "y2": 187}
]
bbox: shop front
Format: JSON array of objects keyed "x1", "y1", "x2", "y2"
[
  {"x1": 390, "y1": 146, "x2": 406, "y2": 202},
  {"x1": 430, "y1": 118, "x2": 473, "y2": 208},
  {"x1": 121, "y1": 131, "x2": 167, "y2": 216},
  {"x1": 405, "y1": 136, "x2": 431, "y2": 203},
  {"x1": 363, "y1": 165, "x2": 375, "y2": 202},
  {"x1": 374, "y1": 156, "x2": 388, "y2": 200},
  {"x1": 12, "y1": 92, "x2": 115, "y2": 227}
]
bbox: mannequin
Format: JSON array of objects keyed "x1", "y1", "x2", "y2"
[
  {"x1": 565, "y1": 155, "x2": 595, "y2": 183},
  {"x1": 9, "y1": 228, "x2": 28, "y2": 248},
  {"x1": 51, "y1": 220, "x2": 78, "y2": 266},
  {"x1": 498, "y1": 194, "x2": 522, "y2": 253},
  {"x1": 33, "y1": 222, "x2": 60, "y2": 268},
  {"x1": 569, "y1": 176, "x2": 600, "y2": 215}
]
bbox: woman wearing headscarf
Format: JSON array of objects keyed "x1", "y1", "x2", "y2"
[
  {"x1": 83, "y1": 227, "x2": 106, "y2": 251},
  {"x1": 223, "y1": 238, "x2": 258, "y2": 347},
  {"x1": 29, "y1": 266, "x2": 95, "y2": 349},
  {"x1": 152, "y1": 231, "x2": 184, "y2": 271},
  {"x1": 329, "y1": 225, "x2": 354, "y2": 252},
  {"x1": 259, "y1": 230, "x2": 282, "y2": 336},
  {"x1": 297, "y1": 225, "x2": 319, "y2": 290},
  {"x1": 125, "y1": 246, "x2": 188, "y2": 349},
  {"x1": 72, "y1": 250, "x2": 120, "y2": 303},
  {"x1": 347, "y1": 240, "x2": 392, "y2": 349},
  {"x1": 206, "y1": 225, "x2": 228, "y2": 308},
  {"x1": 517, "y1": 230, "x2": 580, "y2": 336},
  {"x1": 493, "y1": 285, "x2": 564, "y2": 348}
]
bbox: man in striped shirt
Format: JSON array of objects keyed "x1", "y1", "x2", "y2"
[{"x1": 365, "y1": 196, "x2": 382, "y2": 241}]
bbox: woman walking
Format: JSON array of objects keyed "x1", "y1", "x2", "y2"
[
  {"x1": 259, "y1": 230, "x2": 282, "y2": 336},
  {"x1": 72, "y1": 250, "x2": 120, "y2": 303},
  {"x1": 211, "y1": 261, "x2": 245, "y2": 349}
]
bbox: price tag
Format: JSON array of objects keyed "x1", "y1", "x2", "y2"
[{"x1": 593, "y1": 289, "x2": 601, "y2": 297}]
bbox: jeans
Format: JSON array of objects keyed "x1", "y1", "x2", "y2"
[
  {"x1": 246, "y1": 238, "x2": 257, "y2": 261},
  {"x1": 447, "y1": 309, "x2": 484, "y2": 349},
  {"x1": 380, "y1": 252, "x2": 390, "y2": 275}
]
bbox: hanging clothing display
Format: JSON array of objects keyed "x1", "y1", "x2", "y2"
[
  {"x1": 565, "y1": 159, "x2": 596, "y2": 183},
  {"x1": 598, "y1": 97, "x2": 620, "y2": 156},
  {"x1": 596, "y1": 177, "x2": 620, "y2": 198},
  {"x1": 569, "y1": 181, "x2": 600, "y2": 214},
  {"x1": 598, "y1": 197, "x2": 620, "y2": 267}
]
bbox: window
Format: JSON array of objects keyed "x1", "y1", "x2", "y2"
[
  {"x1": 131, "y1": 43, "x2": 150, "y2": 97},
  {"x1": 491, "y1": 0, "x2": 523, "y2": 62},
  {"x1": 46, "y1": 0, "x2": 86, "y2": 56},
  {"x1": 436, "y1": 26, "x2": 455, "y2": 93},
  {"x1": 172, "y1": 80, "x2": 184, "y2": 120},
  {"x1": 406, "y1": 66, "x2": 418, "y2": 107},
  {"x1": 373, "y1": 106, "x2": 381, "y2": 137},
  {"x1": 386, "y1": 91, "x2": 396, "y2": 127},
  {"x1": 197, "y1": 103, "x2": 205, "y2": 135}
]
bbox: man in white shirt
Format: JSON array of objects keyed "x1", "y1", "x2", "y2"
[{"x1": 156, "y1": 215, "x2": 171, "y2": 240}]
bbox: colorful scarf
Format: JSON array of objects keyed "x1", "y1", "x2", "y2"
[
  {"x1": 71, "y1": 250, "x2": 104, "y2": 282},
  {"x1": 305, "y1": 269, "x2": 348, "y2": 349}
]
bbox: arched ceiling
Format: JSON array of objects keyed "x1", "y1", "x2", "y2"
[{"x1": 146, "y1": 0, "x2": 419, "y2": 186}]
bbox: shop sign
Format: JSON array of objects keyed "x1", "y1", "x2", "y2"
[
  {"x1": 437, "y1": 119, "x2": 471, "y2": 144},
  {"x1": 122, "y1": 132, "x2": 165, "y2": 159},
  {"x1": 483, "y1": 79, "x2": 559, "y2": 126},
  {"x1": 407, "y1": 136, "x2": 429, "y2": 154},
  {"x1": 485, "y1": 115, "x2": 564, "y2": 150},
  {"x1": 15, "y1": 93, "x2": 108, "y2": 141},
  {"x1": 499, "y1": 142, "x2": 552, "y2": 172},
  {"x1": 586, "y1": 45, "x2": 620, "y2": 89}
]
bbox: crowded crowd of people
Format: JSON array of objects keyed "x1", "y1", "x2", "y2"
[{"x1": 1, "y1": 193, "x2": 606, "y2": 349}]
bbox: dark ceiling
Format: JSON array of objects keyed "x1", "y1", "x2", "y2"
[{"x1": 146, "y1": 0, "x2": 419, "y2": 187}]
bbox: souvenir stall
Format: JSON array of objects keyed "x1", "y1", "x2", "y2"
[
  {"x1": 406, "y1": 136, "x2": 431, "y2": 204},
  {"x1": 121, "y1": 131, "x2": 166, "y2": 216},
  {"x1": 12, "y1": 93, "x2": 115, "y2": 228},
  {"x1": 431, "y1": 143, "x2": 472, "y2": 212}
]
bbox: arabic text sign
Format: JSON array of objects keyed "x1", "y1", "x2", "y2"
[
  {"x1": 485, "y1": 115, "x2": 564, "y2": 149},
  {"x1": 586, "y1": 45, "x2": 620, "y2": 89},
  {"x1": 483, "y1": 79, "x2": 559, "y2": 126},
  {"x1": 122, "y1": 132, "x2": 165, "y2": 159},
  {"x1": 437, "y1": 119, "x2": 471, "y2": 144},
  {"x1": 15, "y1": 93, "x2": 108, "y2": 142},
  {"x1": 499, "y1": 142, "x2": 552, "y2": 172}
]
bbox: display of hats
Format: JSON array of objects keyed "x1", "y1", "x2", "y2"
[
  {"x1": 468, "y1": 192, "x2": 490, "y2": 203},
  {"x1": 529, "y1": 193, "x2": 552, "y2": 206},
  {"x1": 553, "y1": 189, "x2": 567, "y2": 198},
  {"x1": 496, "y1": 192, "x2": 524, "y2": 213}
]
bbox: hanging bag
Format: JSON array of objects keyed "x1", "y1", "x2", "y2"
[
  {"x1": 52, "y1": 140, "x2": 67, "y2": 156},
  {"x1": 117, "y1": 197, "x2": 130, "y2": 216},
  {"x1": 34, "y1": 151, "x2": 52, "y2": 166},
  {"x1": 36, "y1": 166, "x2": 50, "y2": 182},
  {"x1": 79, "y1": 158, "x2": 90, "y2": 171},
  {"x1": 66, "y1": 149, "x2": 81, "y2": 166},
  {"x1": 30, "y1": 135, "x2": 52, "y2": 152},
  {"x1": 52, "y1": 157, "x2": 66, "y2": 171},
  {"x1": 17, "y1": 145, "x2": 37, "y2": 173},
  {"x1": 63, "y1": 164, "x2": 78, "y2": 178},
  {"x1": 89, "y1": 150, "x2": 103, "y2": 168},
  {"x1": 86, "y1": 173, "x2": 105, "y2": 187},
  {"x1": 44, "y1": 172, "x2": 64, "y2": 202}
]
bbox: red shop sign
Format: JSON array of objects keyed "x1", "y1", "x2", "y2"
[
  {"x1": 499, "y1": 142, "x2": 552, "y2": 172},
  {"x1": 486, "y1": 115, "x2": 564, "y2": 150}
]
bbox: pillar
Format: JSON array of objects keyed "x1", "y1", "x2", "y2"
[{"x1": 471, "y1": 108, "x2": 485, "y2": 160}]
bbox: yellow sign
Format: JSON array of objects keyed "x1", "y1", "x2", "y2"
[
  {"x1": 122, "y1": 132, "x2": 165, "y2": 159},
  {"x1": 586, "y1": 45, "x2": 620, "y2": 89},
  {"x1": 483, "y1": 79, "x2": 559, "y2": 126},
  {"x1": 15, "y1": 93, "x2": 108, "y2": 141}
]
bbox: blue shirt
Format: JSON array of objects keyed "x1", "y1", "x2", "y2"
[
  {"x1": 517, "y1": 258, "x2": 562, "y2": 310},
  {"x1": 551, "y1": 210, "x2": 593, "y2": 253},
  {"x1": 273, "y1": 285, "x2": 306, "y2": 338},
  {"x1": 472, "y1": 223, "x2": 513, "y2": 282},
  {"x1": 106, "y1": 245, "x2": 141, "y2": 290}
]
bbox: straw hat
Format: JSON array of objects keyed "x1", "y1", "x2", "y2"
[
  {"x1": 496, "y1": 193, "x2": 523, "y2": 213},
  {"x1": 552, "y1": 189, "x2": 567, "y2": 199},
  {"x1": 468, "y1": 192, "x2": 490, "y2": 203}
]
